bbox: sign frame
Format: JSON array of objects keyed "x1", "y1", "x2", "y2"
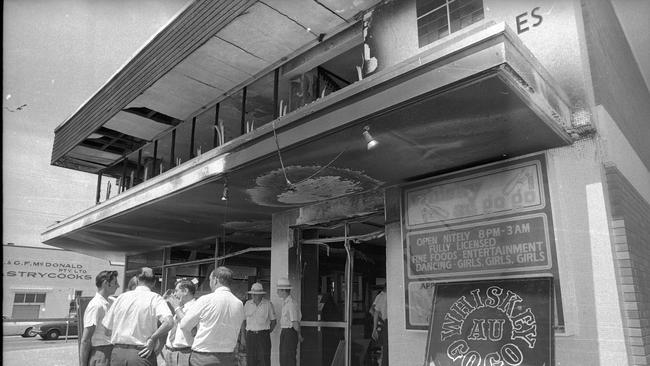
[
  {"x1": 401, "y1": 153, "x2": 561, "y2": 330},
  {"x1": 424, "y1": 277, "x2": 554, "y2": 366}
]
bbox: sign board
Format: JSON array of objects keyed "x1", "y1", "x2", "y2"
[
  {"x1": 405, "y1": 161, "x2": 545, "y2": 228},
  {"x1": 403, "y1": 154, "x2": 558, "y2": 329},
  {"x1": 407, "y1": 214, "x2": 551, "y2": 278},
  {"x1": 425, "y1": 278, "x2": 553, "y2": 366}
]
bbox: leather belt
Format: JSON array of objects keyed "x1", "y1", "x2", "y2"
[
  {"x1": 191, "y1": 350, "x2": 232, "y2": 355},
  {"x1": 247, "y1": 329, "x2": 270, "y2": 334},
  {"x1": 165, "y1": 345, "x2": 191, "y2": 352}
]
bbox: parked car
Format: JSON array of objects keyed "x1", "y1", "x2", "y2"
[
  {"x1": 32, "y1": 318, "x2": 78, "y2": 340},
  {"x1": 2, "y1": 315, "x2": 37, "y2": 337}
]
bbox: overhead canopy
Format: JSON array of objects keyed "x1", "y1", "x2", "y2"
[
  {"x1": 52, "y1": 0, "x2": 381, "y2": 173},
  {"x1": 43, "y1": 23, "x2": 574, "y2": 256}
]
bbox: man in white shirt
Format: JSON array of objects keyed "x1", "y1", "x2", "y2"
[
  {"x1": 80, "y1": 270, "x2": 120, "y2": 366},
  {"x1": 276, "y1": 277, "x2": 302, "y2": 366},
  {"x1": 163, "y1": 279, "x2": 197, "y2": 366},
  {"x1": 179, "y1": 266, "x2": 245, "y2": 366},
  {"x1": 371, "y1": 285, "x2": 388, "y2": 366},
  {"x1": 102, "y1": 267, "x2": 173, "y2": 366},
  {"x1": 243, "y1": 282, "x2": 276, "y2": 366}
]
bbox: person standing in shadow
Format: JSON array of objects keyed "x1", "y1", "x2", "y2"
[{"x1": 319, "y1": 293, "x2": 343, "y2": 366}]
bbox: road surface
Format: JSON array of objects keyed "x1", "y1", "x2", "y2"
[{"x1": 2, "y1": 335, "x2": 78, "y2": 366}]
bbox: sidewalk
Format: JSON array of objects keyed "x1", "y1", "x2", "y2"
[
  {"x1": 2, "y1": 342, "x2": 77, "y2": 366},
  {"x1": 2, "y1": 343, "x2": 166, "y2": 366}
]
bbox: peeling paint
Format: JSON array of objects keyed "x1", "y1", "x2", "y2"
[{"x1": 247, "y1": 165, "x2": 382, "y2": 207}]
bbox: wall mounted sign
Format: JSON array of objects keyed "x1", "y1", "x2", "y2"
[
  {"x1": 407, "y1": 214, "x2": 551, "y2": 278},
  {"x1": 403, "y1": 154, "x2": 558, "y2": 330},
  {"x1": 425, "y1": 278, "x2": 553, "y2": 366},
  {"x1": 405, "y1": 160, "x2": 545, "y2": 228}
]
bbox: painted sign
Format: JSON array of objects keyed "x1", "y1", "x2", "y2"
[
  {"x1": 407, "y1": 214, "x2": 551, "y2": 278},
  {"x1": 406, "y1": 161, "x2": 545, "y2": 228},
  {"x1": 3, "y1": 259, "x2": 93, "y2": 281},
  {"x1": 425, "y1": 278, "x2": 553, "y2": 366},
  {"x1": 408, "y1": 280, "x2": 436, "y2": 327}
]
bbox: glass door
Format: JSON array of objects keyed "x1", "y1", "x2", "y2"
[
  {"x1": 298, "y1": 218, "x2": 386, "y2": 366},
  {"x1": 299, "y1": 231, "x2": 349, "y2": 366}
]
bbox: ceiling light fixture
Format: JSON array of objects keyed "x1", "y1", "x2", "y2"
[
  {"x1": 362, "y1": 125, "x2": 378, "y2": 150},
  {"x1": 221, "y1": 178, "x2": 229, "y2": 201}
]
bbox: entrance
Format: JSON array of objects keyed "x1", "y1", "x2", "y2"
[{"x1": 296, "y1": 215, "x2": 386, "y2": 366}]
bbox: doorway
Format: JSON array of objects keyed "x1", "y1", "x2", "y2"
[{"x1": 296, "y1": 215, "x2": 386, "y2": 366}]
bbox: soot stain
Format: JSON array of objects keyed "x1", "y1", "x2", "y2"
[{"x1": 247, "y1": 165, "x2": 382, "y2": 207}]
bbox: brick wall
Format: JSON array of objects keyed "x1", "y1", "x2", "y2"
[{"x1": 606, "y1": 165, "x2": 650, "y2": 365}]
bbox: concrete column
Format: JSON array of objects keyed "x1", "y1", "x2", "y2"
[
  {"x1": 586, "y1": 182, "x2": 629, "y2": 365},
  {"x1": 270, "y1": 209, "x2": 299, "y2": 366}
]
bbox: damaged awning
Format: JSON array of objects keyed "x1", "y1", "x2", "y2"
[
  {"x1": 51, "y1": 0, "x2": 380, "y2": 174},
  {"x1": 42, "y1": 23, "x2": 574, "y2": 256}
]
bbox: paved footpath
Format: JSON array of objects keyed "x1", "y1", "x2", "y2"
[
  {"x1": 2, "y1": 337, "x2": 166, "y2": 366},
  {"x1": 2, "y1": 340, "x2": 78, "y2": 366}
]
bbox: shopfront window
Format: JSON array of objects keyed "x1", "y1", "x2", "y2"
[
  {"x1": 168, "y1": 242, "x2": 216, "y2": 264},
  {"x1": 164, "y1": 262, "x2": 215, "y2": 297}
]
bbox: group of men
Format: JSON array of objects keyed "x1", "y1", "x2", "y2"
[{"x1": 80, "y1": 267, "x2": 302, "y2": 366}]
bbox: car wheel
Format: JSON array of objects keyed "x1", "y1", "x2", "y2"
[
  {"x1": 21, "y1": 327, "x2": 36, "y2": 337},
  {"x1": 46, "y1": 329, "x2": 60, "y2": 340}
]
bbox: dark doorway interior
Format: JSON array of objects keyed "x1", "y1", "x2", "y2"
[{"x1": 298, "y1": 215, "x2": 386, "y2": 366}]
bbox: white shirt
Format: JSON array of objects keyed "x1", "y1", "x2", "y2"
[
  {"x1": 244, "y1": 298, "x2": 276, "y2": 331},
  {"x1": 166, "y1": 298, "x2": 196, "y2": 348},
  {"x1": 179, "y1": 287, "x2": 244, "y2": 353},
  {"x1": 102, "y1": 286, "x2": 172, "y2": 345},
  {"x1": 280, "y1": 296, "x2": 301, "y2": 328},
  {"x1": 83, "y1": 292, "x2": 111, "y2": 346},
  {"x1": 373, "y1": 291, "x2": 387, "y2": 321}
]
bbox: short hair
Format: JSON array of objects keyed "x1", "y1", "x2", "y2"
[
  {"x1": 95, "y1": 270, "x2": 118, "y2": 288},
  {"x1": 137, "y1": 267, "x2": 157, "y2": 285},
  {"x1": 127, "y1": 275, "x2": 139, "y2": 290},
  {"x1": 210, "y1": 266, "x2": 233, "y2": 286},
  {"x1": 176, "y1": 279, "x2": 197, "y2": 295}
]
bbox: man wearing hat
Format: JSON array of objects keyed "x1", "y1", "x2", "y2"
[
  {"x1": 243, "y1": 282, "x2": 277, "y2": 366},
  {"x1": 276, "y1": 277, "x2": 302, "y2": 366},
  {"x1": 102, "y1": 267, "x2": 173, "y2": 366}
]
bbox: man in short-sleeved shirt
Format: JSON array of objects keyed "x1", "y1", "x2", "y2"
[
  {"x1": 179, "y1": 266, "x2": 244, "y2": 366},
  {"x1": 276, "y1": 278, "x2": 301, "y2": 366},
  {"x1": 244, "y1": 283, "x2": 277, "y2": 366},
  {"x1": 103, "y1": 267, "x2": 173, "y2": 366},
  {"x1": 371, "y1": 286, "x2": 388, "y2": 366},
  {"x1": 162, "y1": 279, "x2": 197, "y2": 366},
  {"x1": 80, "y1": 270, "x2": 120, "y2": 366}
]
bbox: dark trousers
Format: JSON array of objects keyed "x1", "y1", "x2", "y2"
[
  {"x1": 189, "y1": 351, "x2": 235, "y2": 366},
  {"x1": 246, "y1": 330, "x2": 271, "y2": 366},
  {"x1": 89, "y1": 345, "x2": 113, "y2": 366},
  {"x1": 279, "y1": 328, "x2": 298, "y2": 366},
  {"x1": 110, "y1": 345, "x2": 157, "y2": 366},
  {"x1": 163, "y1": 346, "x2": 192, "y2": 366},
  {"x1": 379, "y1": 319, "x2": 388, "y2": 366}
]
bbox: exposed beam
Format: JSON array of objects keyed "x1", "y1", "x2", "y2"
[{"x1": 281, "y1": 21, "x2": 362, "y2": 78}]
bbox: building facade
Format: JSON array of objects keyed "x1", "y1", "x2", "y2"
[
  {"x1": 42, "y1": 0, "x2": 649, "y2": 365},
  {"x1": 2, "y1": 245, "x2": 124, "y2": 320}
]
